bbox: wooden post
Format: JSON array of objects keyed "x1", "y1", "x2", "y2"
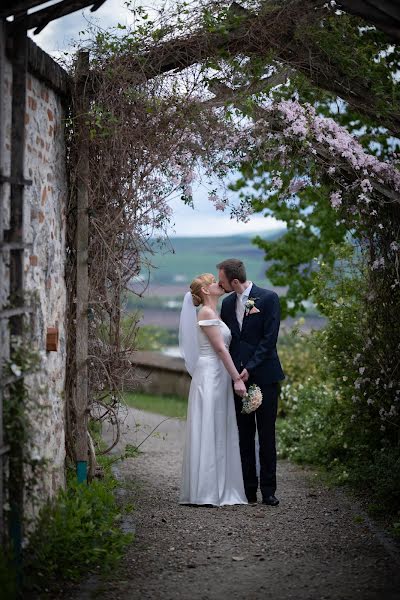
[
  {"x1": 75, "y1": 51, "x2": 90, "y2": 483},
  {"x1": 0, "y1": 18, "x2": 7, "y2": 545}
]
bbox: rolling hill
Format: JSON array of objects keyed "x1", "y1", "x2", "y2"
[{"x1": 142, "y1": 229, "x2": 285, "y2": 286}]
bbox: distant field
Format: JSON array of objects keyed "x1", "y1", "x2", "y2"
[
  {"x1": 136, "y1": 308, "x2": 325, "y2": 332},
  {"x1": 136, "y1": 230, "x2": 284, "y2": 287},
  {"x1": 124, "y1": 229, "x2": 327, "y2": 335}
]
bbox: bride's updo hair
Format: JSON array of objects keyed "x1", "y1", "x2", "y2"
[{"x1": 190, "y1": 273, "x2": 215, "y2": 307}]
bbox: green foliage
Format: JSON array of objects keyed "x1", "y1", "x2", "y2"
[
  {"x1": 278, "y1": 381, "x2": 352, "y2": 474},
  {"x1": 0, "y1": 550, "x2": 16, "y2": 600},
  {"x1": 346, "y1": 449, "x2": 400, "y2": 523},
  {"x1": 124, "y1": 392, "x2": 188, "y2": 418},
  {"x1": 277, "y1": 328, "x2": 319, "y2": 416},
  {"x1": 312, "y1": 244, "x2": 363, "y2": 387},
  {"x1": 134, "y1": 323, "x2": 177, "y2": 351},
  {"x1": 23, "y1": 468, "x2": 132, "y2": 592},
  {"x1": 4, "y1": 337, "x2": 41, "y2": 454},
  {"x1": 232, "y1": 158, "x2": 348, "y2": 317},
  {"x1": 3, "y1": 336, "x2": 45, "y2": 540},
  {"x1": 312, "y1": 243, "x2": 400, "y2": 446},
  {"x1": 277, "y1": 380, "x2": 400, "y2": 524},
  {"x1": 231, "y1": 12, "x2": 400, "y2": 314}
]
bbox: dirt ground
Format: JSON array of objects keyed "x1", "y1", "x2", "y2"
[{"x1": 73, "y1": 408, "x2": 400, "y2": 600}]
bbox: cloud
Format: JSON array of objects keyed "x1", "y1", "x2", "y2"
[
  {"x1": 168, "y1": 184, "x2": 284, "y2": 237},
  {"x1": 30, "y1": 0, "x2": 133, "y2": 55}
]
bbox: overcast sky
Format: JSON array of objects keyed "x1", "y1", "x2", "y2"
[{"x1": 29, "y1": 0, "x2": 283, "y2": 237}]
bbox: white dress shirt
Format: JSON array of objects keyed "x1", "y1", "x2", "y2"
[{"x1": 236, "y1": 281, "x2": 253, "y2": 329}]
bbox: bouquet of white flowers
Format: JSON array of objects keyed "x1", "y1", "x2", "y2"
[{"x1": 241, "y1": 384, "x2": 263, "y2": 414}]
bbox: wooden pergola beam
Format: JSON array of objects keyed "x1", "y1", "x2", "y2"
[
  {"x1": 0, "y1": 0, "x2": 53, "y2": 19},
  {"x1": 339, "y1": 0, "x2": 400, "y2": 41},
  {"x1": 5, "y1": 0, "x2": 107, "y2": 34}
]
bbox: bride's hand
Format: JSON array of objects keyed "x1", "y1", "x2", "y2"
[{"x1": 234, "y1": 378, "x2": 247, "y2": 397}]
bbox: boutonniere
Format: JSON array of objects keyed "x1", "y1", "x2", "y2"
[{"x1": 244, "y1": 297, "x2": 260, "y2": 316}]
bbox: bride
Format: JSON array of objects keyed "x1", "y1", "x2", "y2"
[{"x1": 179, "y1": 273, "x2": 248, "y2": 506}]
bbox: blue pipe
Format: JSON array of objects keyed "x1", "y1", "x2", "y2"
[{"x1": 76, "y1": 461, "x2": 88, "y2": 484}]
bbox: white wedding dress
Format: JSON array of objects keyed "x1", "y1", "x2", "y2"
[{"x1": 179, "y1": 319, "x2": 248, "y2": 506}]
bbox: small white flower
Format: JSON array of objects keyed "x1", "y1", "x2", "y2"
[{"x1": 10, "y1": 363, "x2": 22, "y2": 377}]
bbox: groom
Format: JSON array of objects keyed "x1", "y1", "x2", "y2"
[{"x1": 218, "y1": 258, "x2": 284, "y2": 506}]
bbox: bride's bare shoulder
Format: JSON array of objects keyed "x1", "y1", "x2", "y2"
[{"x1": 198, "y1": 306, "x2": 216, "y2": 321}]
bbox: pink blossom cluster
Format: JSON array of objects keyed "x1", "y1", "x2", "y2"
[
  {"x1": 277, "y1": 100, "x2": 309, "y2": 140},
  {"x1": 272, "y1": 100, "x2": 400, "y2": 197},
  {"x1": 208, "y1": 192, "x2": 229, "y2": 211},
  {"x1": 251, "y1": 99, "x2": 400, "y2": 279},
  {"x1": 288, "y1": 177, "x2": 307, "y2": 194},
  {"x1": 330, "y1": 191, "x2": 342, "y2": 209}
]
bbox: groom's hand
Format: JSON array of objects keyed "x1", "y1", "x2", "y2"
[{"x1": 240, "y1": 368, "x2": 249, "y2": 382}]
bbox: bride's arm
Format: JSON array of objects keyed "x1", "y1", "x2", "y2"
[{"x1": 200, "y1": 320, "x2": 246, "y2": 397}]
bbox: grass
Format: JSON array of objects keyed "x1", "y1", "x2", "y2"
[{"x1": 124, "y1": 392, "x2": 188, "y2": 419}]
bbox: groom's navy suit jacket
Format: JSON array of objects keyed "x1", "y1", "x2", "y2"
[{"x1": 220, "y1": 283, "x2": 284, "y2": 386}]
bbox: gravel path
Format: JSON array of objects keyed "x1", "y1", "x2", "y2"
[{"x1": 82, "y1": 408, "x2": 400, "y2": 600}]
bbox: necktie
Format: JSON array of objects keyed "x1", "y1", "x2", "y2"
[{"x1": 236, "y1": 294, "x2": 246, "y2": 329}]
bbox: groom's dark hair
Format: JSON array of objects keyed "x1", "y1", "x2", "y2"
[{"x1": 216, "y1": 258, "x2": 247, "y2": 283}]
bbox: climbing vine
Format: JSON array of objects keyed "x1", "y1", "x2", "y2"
[{"x1": 63, "y1": 0, "x2": 399, "y2": 461}]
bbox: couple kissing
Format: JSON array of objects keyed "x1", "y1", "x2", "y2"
[{"x1": 179, "y1": 258, "x2": 284, "y2": 507}]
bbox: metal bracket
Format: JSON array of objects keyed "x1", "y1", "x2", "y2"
[
  {"x1": 0, "y1": 173, "x2": 32, "y2": 186},
  {"x1": 0, "y1": 445, "x2": 10, "y2": 458},
  {"x1": 0, "y1": 306, "x2": 33, "y2": 319},
  {"x1": 0, "y1": 242, "x2": 32, "y2": 251}
]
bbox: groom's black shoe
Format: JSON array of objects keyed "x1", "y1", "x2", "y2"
[
  {"x1": 262, "y1": 495, "x2": 279, "y2": 506},
  {"x1": 246, "y1": 491, "x2": 258, "y2": 505}
]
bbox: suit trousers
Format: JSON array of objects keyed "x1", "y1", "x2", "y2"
[{"x1": 234, "y1": 382, "x2": 279, "y2": 499}]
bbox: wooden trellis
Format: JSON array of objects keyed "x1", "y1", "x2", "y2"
[{"x1": 0, "y1": 16, "x2": 33, "y2": 547}]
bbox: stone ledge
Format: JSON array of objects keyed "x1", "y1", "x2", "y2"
[
  {"x1": 132, "y1": 350, "x2": 186, "y2": 373},
  {"x1": 126, "y1": 351, "x2": 190, "y2": 399}
]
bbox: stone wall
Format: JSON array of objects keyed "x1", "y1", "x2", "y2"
[{"x1": 0, "y1": 25, "x2": 69, "y2": 506}]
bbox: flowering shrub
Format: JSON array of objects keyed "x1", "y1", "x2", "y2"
[
  {"x1": 278, "y1": 381, "x2": 351, "y2": 471},
  {"x1": 278, "y1": 243, "x2": 400, "y2": 524},
  {"x1": 277, "y1": 329, "x2": 319, "y2": 417},
  {"x1": 312, "y1": 244, "x2": 400, "y2": 448},
  {"x1": 278, "y1": 377, "x2": 400, "y2": 525}
]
